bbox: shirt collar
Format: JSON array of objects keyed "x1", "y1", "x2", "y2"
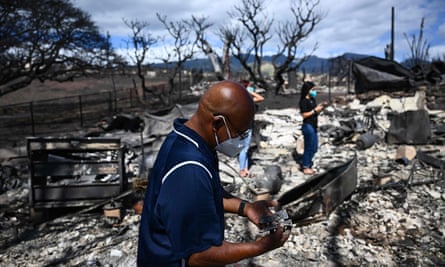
[
  {"x1": 173, "y1": 118, "x2": 211, "y2": 150},
  {"x1": 173, "y1": 118, "x2": 218, "y2": 164}
]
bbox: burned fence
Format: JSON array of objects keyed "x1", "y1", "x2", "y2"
[{"x1": 0, "y1": 88, "x2": 138, "y2": 143}]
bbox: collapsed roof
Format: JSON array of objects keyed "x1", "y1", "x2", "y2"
[{"x1": 352, "y1": 56, "x2": 415, "y2": 94}]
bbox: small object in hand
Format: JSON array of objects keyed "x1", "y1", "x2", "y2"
[{"x1": 260, "y1": 209, "x2": 293, "y2": 234}]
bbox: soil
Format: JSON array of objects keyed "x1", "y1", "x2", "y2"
[
  {"x1": 0, "y1": 76, "x2": 344, "y2": 148},
  {"x1": 0, "y1": 76, "x2": 340, "y2": 109}
]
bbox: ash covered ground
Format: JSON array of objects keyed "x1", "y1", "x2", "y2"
[{"x1": 0, "y1": 86, "x2": 444, "y2": 267}]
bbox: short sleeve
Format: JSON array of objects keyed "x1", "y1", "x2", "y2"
[
  {"x1": 157, "y1": 163, "x2": 223, "y2": 259},
  {"x1": 300, "y1": 98, "x2": 311, "y2": 113}
]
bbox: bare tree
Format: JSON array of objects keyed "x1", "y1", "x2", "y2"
[
  {"x1": 222, "y1": 0, "x2": 321, "y2": 94},
  {"x1": 0, "y1": 0, "x2": 116, "y2": 97},
  {"x1": 191, "y1": 16, "x2": 221, "y2": 80},
  {"x1": 123, "y1": 18, "x2": 158, "y2": 100},
  {"x1": 272, "y1": 0, "x2": 321, "y2": 94},
  {"x1": 404, "y1": 17, "x2": 430, "y2": 70},
  {"x1": 199, "y1": 38, "x2": 224, "y2": 80},
  {"x1": 222, "y1": 31, "x2": 235, "y2": 80},
  {"x1": 105, "y1": 32, "x2": 127, "y2": 87},
  {"x1": 217, "y1": 26, "x2": 237, "y2": 80},
  {"x1": 226, "y1": 0, "x2": 273, "y2": 89},
  {"x1": 328, "y1": 55, "x2": 350, "y2": 86},
  {"x1": 157, "y1": 14, "x2": 210, "y2": 102}
]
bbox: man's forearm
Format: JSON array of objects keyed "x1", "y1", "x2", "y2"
[
  {"x1": 187, "y1": 240, "x2": 267, "y2": 267},
  {"x1": 223, "y1": 196, "x2": 246, "y2": 214}
]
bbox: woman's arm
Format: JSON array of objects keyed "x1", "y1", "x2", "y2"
[
  {"x1": 301, "y1": 102, "x2": 327, "y2": 119},
  {"x1": 249, "y1": 91, "x2": 264, "y2": 103}
]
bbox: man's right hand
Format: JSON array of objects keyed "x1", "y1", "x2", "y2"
[{"x1": 257, "y1": 224, "x2": 290, "y2": 251}]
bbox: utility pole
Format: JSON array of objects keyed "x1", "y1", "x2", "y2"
[{"x1": 391, "y1": 6, "x2": 395, "y2": 61}]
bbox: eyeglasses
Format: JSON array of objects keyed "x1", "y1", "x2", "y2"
[{"x1": 215, "y1": 115, "x2": 250, "y2": 140}]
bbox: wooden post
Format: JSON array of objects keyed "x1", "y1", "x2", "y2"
[
  {"x1": 391, "y1": 7, "x2": 395, "y2": 61},
  {"x1": 30, "y1": 102, "x2": 35, "y2": 136},
  {"x1": 108, "y1": 92, "x2": 113, "y2": 114},
  {"x1": 79, "y1": 95, "x2": 83, "y2": 127},
  {"x1": 347, "y1": 60, "x2": 352, "y2": 95}
]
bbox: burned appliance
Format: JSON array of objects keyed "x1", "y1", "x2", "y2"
[
  {"x1": 27, "y1": 137, "x2": 128, "y2": 214},
  {"x1": 278, "y1": 156, "x2": 357, "y2": 226}
]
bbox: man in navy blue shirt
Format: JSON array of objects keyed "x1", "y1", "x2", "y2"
[{"x1": 138, "y1": 80, "x2": 290, "y2": 266}]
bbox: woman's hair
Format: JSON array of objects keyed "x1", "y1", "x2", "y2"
[{"x1": 300, "y1": 81, "x2": 315, "y2": 100}]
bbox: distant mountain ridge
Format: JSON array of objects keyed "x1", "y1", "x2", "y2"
[{"x1": 153, "y1": 53, "x2": 372, "y2": 74}]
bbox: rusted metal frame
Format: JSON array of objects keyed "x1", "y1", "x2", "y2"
[
  {"x1": 278, "y1": 157, "x2": 357, "y2": 206},
  {"x1": 407, "y1": 150, "x2": 445, "y2": 186},
  {"x1": 28, "y1": 137, "x2": 122, "y2": 150},
  {"x1": 407, "y1": 161, "x2": 443, "y2": 187},
  {"x1": 416, "y1": 150, "x2": 445, "y2": 169},
  {"x1": 278, "y1": 156, "x2": 358, "y2": 226},
  {"x1": 286, "y1": 189, "x2": 327, "y2": 227},
  {"x1": 28, "y1": 137, "x2": 127, "y2": 209}
]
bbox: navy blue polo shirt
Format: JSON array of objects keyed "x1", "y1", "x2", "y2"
[{"x1": 137, "y1": 118, "x2": 224, "y2": 267}]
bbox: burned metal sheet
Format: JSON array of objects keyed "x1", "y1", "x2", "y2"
[
  {"x1": 416, "y1": 150, "x2": 445, "y2": 169},
  {"x1": 278, "y1": 156, "x2": 357, "y2": 226},
  {"x1": 407, "y1": 150, "x2": 445, "y2": 184},
  {"x1": 386, "y1": 110, "x2": 432, "y2": 144},
  {"x1": 27, "y1": 137, "x2": 128, "y2": 209},
  {"x1": 352, "y1": 56, "x2": 414, "y2": 94}
]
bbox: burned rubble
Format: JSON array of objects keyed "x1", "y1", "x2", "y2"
[{"x1": 0, "y1": 85, "x2": 444, "y2": 266}]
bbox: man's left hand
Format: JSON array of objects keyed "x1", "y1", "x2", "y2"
[{"x1": 244, "y1": 200, "x2": 278, "y2": 228}]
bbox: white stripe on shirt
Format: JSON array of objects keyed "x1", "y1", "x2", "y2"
[{"x1": 161, "y1": 161, "x2": 212, "y2": 184}]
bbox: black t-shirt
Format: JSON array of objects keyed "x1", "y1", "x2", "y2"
[{"x1": 299, "y1": 97, "x2": 318, "y2": 130}]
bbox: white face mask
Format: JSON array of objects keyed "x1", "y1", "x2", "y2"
[{"x1": 214, "y1": 115, "x2": 246, "y2": 158}]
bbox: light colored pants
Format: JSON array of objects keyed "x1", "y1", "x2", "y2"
[{"x1": 238, "y1": 129, "x2": 252, "y2": 170}]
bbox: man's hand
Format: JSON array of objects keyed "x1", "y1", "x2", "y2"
[
  {"x1": 244, "y1": 200, "x2": 278, "y2": 227},
  {"x1": 256, "y1": 224, "x2": 291, "y2": 251}
]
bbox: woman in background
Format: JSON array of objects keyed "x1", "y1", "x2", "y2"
[
  {"x1": 299, "y1": 81, "x2": 327, "y2": 175},
  {"x1": 239, "y1": 81, "x2": 264, "y2": 177}
]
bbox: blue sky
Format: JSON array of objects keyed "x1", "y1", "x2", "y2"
[{"x1": 73, "y1": 0, "x2": 445, "y2": 62}]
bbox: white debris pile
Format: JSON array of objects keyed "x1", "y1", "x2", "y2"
[{"x1": 0, "y1": 91, "x2": 444, "y2": 267}]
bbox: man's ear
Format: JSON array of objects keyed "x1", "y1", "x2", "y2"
[{"x1": 212, "y1": 116, "x2": 225, "y2": 131}]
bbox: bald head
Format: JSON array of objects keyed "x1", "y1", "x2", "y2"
[
  {"x1": 185, "y1": 80, "x2": 255, "y2": 147},
  {"x1": 202, "y1": 80, "x2": 255, "y2": 125}
]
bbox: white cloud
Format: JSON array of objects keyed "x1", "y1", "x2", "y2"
[
  {"x1": 436, "y1": 21, "x2": 445, "y2": 42},
  {"x1": 430, "y1": 45, "x2": 445, "y2": 60},
  {"x1": 74, "y1": 0, "x2": 445, "y2": 62}
]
